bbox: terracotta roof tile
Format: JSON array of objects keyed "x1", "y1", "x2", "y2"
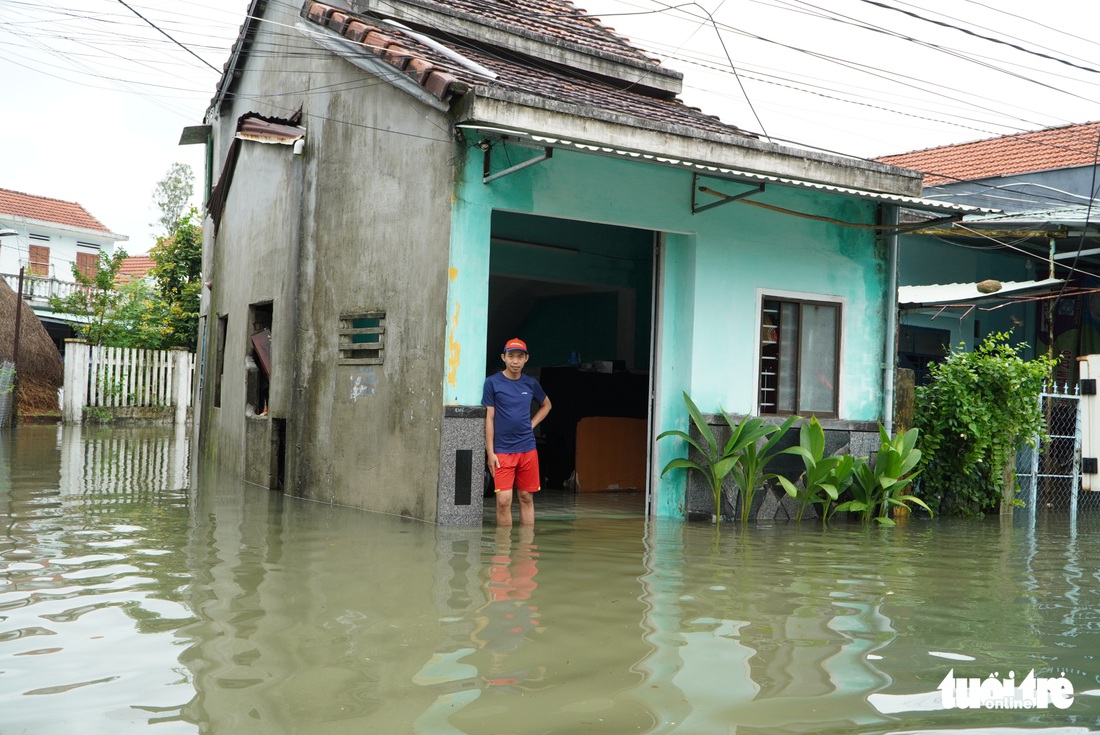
[
  {"x1": 303, "y1": 2, "x2": 746, "y2": 139},
  {"x1": 404, "y1": 0, "x2": 660, "y2": 66},
  {"x1": 0, "y1": 188, "x2": 112, "y2": 233},
  {"x1": 875, "y1": 122, "x2": 1100, "y2": 186},
  {"x1": 118, "y1": 255, "x2": 155, "y2": 279}
]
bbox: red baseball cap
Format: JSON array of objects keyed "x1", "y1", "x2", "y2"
[{"x1": 503, "y1": 338, "x2": 528, "y2": 353}]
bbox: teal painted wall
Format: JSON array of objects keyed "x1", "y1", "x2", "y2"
[{"x1": 448, "y1": 136, "x2": 889, "y2": 516}]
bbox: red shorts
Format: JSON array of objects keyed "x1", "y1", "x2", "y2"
[{"x1": 494, "y1": 449, "x2": 541, "y2": 493}]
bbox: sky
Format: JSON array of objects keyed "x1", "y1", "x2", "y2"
[{"x1": 1, "y1": 0, "x2": 1098, "y2": 254}]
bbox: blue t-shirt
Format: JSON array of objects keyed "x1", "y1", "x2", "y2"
[{"x1": 482, "y1": 372, "x2": 547, "y2": 454}]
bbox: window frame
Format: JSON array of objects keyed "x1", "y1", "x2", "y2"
[
  {"x1": 754, "y1": 289, "x2": 844, "y2": 418},
  {"x1": 28, "y1": 244, "x2": 51, "y2": 277}
]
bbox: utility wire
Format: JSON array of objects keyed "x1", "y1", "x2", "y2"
[
  {"x1": 858, "y1": 0, "x2": 1100, "y2": 76},
  {"x1": 115, "y1": 0, "x2": 221, "y2": 73}
]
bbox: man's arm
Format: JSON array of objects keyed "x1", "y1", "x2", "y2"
[
  {"x1": 485, "y1": 406, "x2": 498, "y2": 476},
  {"x1": 531, "y1": 396, "x2": 551, "y2": 430}
]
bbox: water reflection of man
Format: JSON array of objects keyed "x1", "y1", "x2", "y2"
[
  {"x1": 471, "y1": 526, "x2": 545, "y2": 690},
  {"x1": 411, "y1": 527, "x2": 544, "y2": 733}
]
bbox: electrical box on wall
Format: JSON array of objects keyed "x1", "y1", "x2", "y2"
[{"x1": 1078, "y1": 355, "x2": 1100, "y2": 490}]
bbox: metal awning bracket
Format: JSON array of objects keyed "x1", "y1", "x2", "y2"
[
  {"x1": 891, "y1": 214, "x2": 962, "y2": 235},
  {"x1": 483, "y1": 143, "x2": 553, "y2": 184},
  {"x1": 692, "y1": 175, "x2": 765, "y2": 214}
]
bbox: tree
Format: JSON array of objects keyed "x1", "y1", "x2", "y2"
[
  {"x1": 48, "y1": 249, "x2": 131, "y2": 345},
  {"x1": 151, "y1": 163, "x2": 195, "y2": 237},
  {"x1": 147, "y1": 207, "x2": 202, "y2": 348}
]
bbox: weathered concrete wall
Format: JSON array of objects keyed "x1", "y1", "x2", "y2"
[{"x1": 198, "y1": 3, "x2": 452, "y2": 520}]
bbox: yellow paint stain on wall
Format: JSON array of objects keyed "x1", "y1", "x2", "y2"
[
  {"x1": 447, "y1": 302, "x2": 461, "y2": 387},
  {"x1": 448, "y1": 267, "x2": 458, "y2": 282}
]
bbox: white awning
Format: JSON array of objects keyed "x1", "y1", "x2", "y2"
[{"x1": 898, "y1": 278, "x2": 1064, "y2": 307}]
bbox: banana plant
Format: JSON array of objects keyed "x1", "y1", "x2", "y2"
[
  {"x1": 657, "y1": 392, "x2": 738, "y2": 522},
  {"x1": 836, "y1": 425, "x2": 930, "y2": 525},
  {"x1": 727, "y1": 413, "x2": 798, "y2": 523},
  {"x1": 776, "y1": 416, "x2": 844, "y2": 522}
]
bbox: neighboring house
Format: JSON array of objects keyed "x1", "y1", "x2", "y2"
[
  {"x1": 117, "y1": 255, "x2": 156, "y2": 284},
  {"x1": 192, "y1": 0, "x2": 972, "y2": 523},
  {"x1": 877, "y1": 122, "x2": 1100, "y2": 383},
  {"x1": 0, "y1": 188, "x2": 128, "y2": 351}
]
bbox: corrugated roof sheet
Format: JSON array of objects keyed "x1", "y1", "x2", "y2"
[
  {"x1": 236, "y1": 116, "x2": 307, "y2": 144},
  {"x1": 960, "y1": 205, "x2": 1100, "y2": 231},
  {"x1": 875, "y1": 121, "x2": 1100, "y2": 186},
  {"x1": 0, "y1": 188, "x2": 112, "y2": 233},
  {"x1": 898, "y1": 279, "x2": 1064, "y2": 307},
  {"x1": 458, "y1": 125, "x2": 994, "y2": 215}
]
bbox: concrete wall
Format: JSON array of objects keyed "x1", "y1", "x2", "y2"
[
  {"x1": 198, "y1": 2, "x2": 454, "y2": 520},
  {"x1": 925, "y1": 167, "x2": 1098, "y2": 213},
  {"x1": 445, "y1": 135, "x2": 889, "y2": 517}
]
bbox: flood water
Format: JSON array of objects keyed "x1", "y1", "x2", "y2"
[{"x1": 3, "y1": 425, "x2": 1100, "y2": 734}]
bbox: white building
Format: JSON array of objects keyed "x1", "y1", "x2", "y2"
[{"x1": 0, "y1": 188, "x2": 128, "y2": 349}]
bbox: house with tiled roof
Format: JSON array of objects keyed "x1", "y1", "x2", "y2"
[
  {"x1": 0, "y1": 188, "x2": 128, "y2": 349},
  {"x1": 876, "y1": 123, "x2": 1100, "y2": 384},
  {"x1": 117, "y1": 255, "x2": 156, "y2": 283},
  {"x1": 877, "y1": 121, "x2": 1100, "y2": 209},
  {"x1": 192, "y1": 0, "x2": 975, "y2": 523}
]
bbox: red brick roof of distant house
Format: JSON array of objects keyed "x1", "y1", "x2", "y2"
[
  {"x1": 117, "y1": 255, "x2": 156, "y2": 281},
  {"x1": 874, "y1": 122, "x2": 1100, "y2": 186},
  {"x1": 0, "y1": 187, "x2": 112, "y2": 233}
]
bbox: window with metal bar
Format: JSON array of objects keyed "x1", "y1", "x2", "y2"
[{"x1": 759, "y1": 297, "x2": 839, "y2": 417}]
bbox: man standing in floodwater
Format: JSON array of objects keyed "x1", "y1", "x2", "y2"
[{"x1": 483, "y1": 338, "x2": 552, "y2": 526}]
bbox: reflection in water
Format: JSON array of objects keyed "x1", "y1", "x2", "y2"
[
  {"x1": 413, "y1": 526, "x2": 544, "y2": 733},
  {"x1": 3, "y1": 425, "x2": 1100, "y2": 734}
]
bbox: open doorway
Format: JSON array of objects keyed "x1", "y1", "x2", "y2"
[{"x1": 486, "y1": 212, "x2": 655, "y2": 506}]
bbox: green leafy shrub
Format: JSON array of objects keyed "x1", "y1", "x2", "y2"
[
  {"x1": 657, "y1": 392, "x2": 795, "y2": 522},
  {"x1": 914, "y1": 332, "x2": 1055, "y2": 518},
  {"x1": 776, "y1": 416, "x2": 851, "y2": 522},
  {"x1": 727, "y1": 413, "x2": 797, "y2": 523},
  {"x1": 836, "y1": 425, "x2": 929, "y2": 525},
  {"x1": 657, "y1": 392, "x2": 740, "y2": 522}
]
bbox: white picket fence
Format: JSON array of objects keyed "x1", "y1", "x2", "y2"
[{"x1": 63, "y1": 341, "x2": 194, "y2": 424}]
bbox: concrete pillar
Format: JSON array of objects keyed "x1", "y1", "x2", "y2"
[{"x1": 63, "y1": 339, "x2": 89, "y2": 425}]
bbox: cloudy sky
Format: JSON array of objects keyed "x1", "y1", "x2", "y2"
[{"x1": 1, "y1": 0, "x2": 1097, "y2": 253}]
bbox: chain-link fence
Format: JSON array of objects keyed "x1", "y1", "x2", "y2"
[
  {"x1": 1017, "y1": 383, "x2": 1100, "y2": 517},
  {"x1": 0, "y1": 361, "x2": 14, "y2": 427}
]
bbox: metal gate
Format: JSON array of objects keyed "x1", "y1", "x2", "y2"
[
  {"x1": 0, "y1": 361, "x2": 13, "y2": 427},
  {"x1": 1017, "y1": 383, "x2": 1100, "y2": 519}
]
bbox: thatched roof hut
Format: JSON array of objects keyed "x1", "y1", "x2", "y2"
[{"x1": 0, "y1": 278, "x2": 63, "y2": 417}]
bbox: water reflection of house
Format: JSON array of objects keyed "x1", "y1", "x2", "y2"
[
  {"x1": 191, "y1": 0, "x2": 976, "y2": 523},
  {"x1": 878, "y1": 122, "x2": 1100, "y2": 384}
]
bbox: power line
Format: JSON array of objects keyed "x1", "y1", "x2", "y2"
[{"x1": 115, "y1": 0, "x2": 221, "y2": 73}]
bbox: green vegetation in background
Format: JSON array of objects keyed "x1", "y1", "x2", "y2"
[
  {"x1": 915, "y1": 332, "x2": 1055, "y2": 518},
  {"x1": 50, "y1": 165, "x2": 201, "y2": 350}
]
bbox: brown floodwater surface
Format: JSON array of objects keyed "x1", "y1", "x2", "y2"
[{"x1": 2, "y1": 424, "x2": 1100, "y2": 734}]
